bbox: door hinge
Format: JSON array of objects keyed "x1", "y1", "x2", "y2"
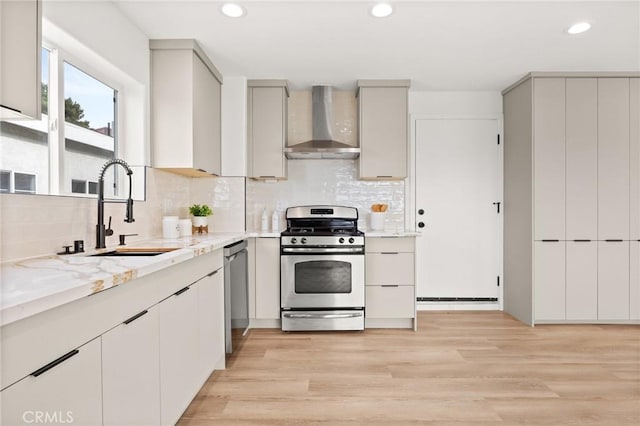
[
  {"x1": 497, "y1": 276, "x2": 500, "y2": 287},
  {"x1": 497, "y1": 134, "x2": 500, "y2": 145}
]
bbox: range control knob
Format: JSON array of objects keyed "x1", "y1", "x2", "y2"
[
  {"x1": 348, "y1": 237, "x2": 355, "y2": 244},
  {"x1": 291, "y1": 238, "x2": 297, "y2": 244},
  {"x1": 339, "y1": 237, "x2": 345, "y2": 244},
  {"x1": 301, "y1": 237, "x2": 307, "y2": 244}
]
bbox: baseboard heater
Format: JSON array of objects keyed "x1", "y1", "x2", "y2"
[{"x1": 417, "y1": 297, "x2": 498, "y2": 302}]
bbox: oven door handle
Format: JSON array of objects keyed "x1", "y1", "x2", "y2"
[
  {"x1": 281, "y1": 247, "x2": 364, "y2": 254},
  {"x1": 283, "y1": 312, "x2": 364, "y2": 320}
]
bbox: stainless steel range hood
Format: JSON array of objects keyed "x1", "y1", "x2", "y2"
[{"x1": 284, "y1": 86, "x2": 360, "y2": 159}]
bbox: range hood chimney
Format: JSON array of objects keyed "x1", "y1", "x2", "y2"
[{"x1": 284, "y1": 86, "x2": 360, "y2": 159}]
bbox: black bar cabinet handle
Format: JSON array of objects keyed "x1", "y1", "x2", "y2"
[
  {"x1": 381, "y1": 285, "x2": 399, "y2": 288},
  {"x1": 605, "y1": 239, "x2": 623, "y2": 242},
  {"x1": 381, "y1": 252, "x2": 399, "y2": 255},
  {"x1": 1, "y1": 104, "x2": 21, "y2": 113},
  {"x1": 174, "y1": 286, "x2": 190, "y2": 296},
  {"x1": 123, "y1": 310, "x2": 148, "y2": 325},
  {"x1": 31, "y1": 349, "x2": 80, "y2": 377},
  {"x1": 573, "y1": 239, "x2": 592, "y2": 242},
  {"x1": 541, "y1": 239, "x2": 560, "y2": 242}
]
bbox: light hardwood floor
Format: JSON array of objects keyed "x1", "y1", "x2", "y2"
[{"x1": 179, "y1": 311, "x2": 640, "y2": 425}]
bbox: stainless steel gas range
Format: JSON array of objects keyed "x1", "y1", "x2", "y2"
[{"x1": 280, "y1": 205, "x2": 365, "y2": 331}]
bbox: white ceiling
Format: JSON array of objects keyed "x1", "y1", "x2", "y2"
[{"x1": 114, "y1": 0, "x2": 640, "y2": 91}]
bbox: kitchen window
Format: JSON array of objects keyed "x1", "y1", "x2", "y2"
[{"x1": 0, "y1": 43, "x2": 126, "y2": 197}]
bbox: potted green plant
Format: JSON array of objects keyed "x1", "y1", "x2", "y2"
[{"x1": 189, "y1": 203, "x2": 213, "y2": 227}]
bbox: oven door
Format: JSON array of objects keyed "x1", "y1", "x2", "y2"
[{"x1": 281, "y1": 253, "x2": 364, "y2": 309}]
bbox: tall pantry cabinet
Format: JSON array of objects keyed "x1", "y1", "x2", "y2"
[{"x1": 503, "y1": 73, "x2": 640, "y2": 325}]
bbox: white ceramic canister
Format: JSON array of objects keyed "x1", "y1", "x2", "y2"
[
  {"x1": 370, "y1": 212, "x2": 386, "y2": 231},
  {"x1": 162, "y1": 216, "x2": 180, "y2": 239},
  {"x1": 179, "y1": 219, "x2": 192, "y2": 237}
]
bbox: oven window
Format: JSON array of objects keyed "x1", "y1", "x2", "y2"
[{"x1": 295, "y1": 261, "x2": 352, "y2": 294}]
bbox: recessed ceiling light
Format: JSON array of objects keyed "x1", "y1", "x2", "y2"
[
  {"x1": 567, "y1": 22, "x2": 591, "y2": 35},
  {"x1": 221, "y1": 3, "x2": 245, "y2": 18},
  {"x1": 371, "y1": 3, "x2": 393, "y2": 18}
]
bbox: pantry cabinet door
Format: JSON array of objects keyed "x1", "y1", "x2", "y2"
[
  {"x1": 533, "y1": 78, "x2": 566, "y2": 240},
  {"x1": 598, "y1": 78, "x2": 630, "y2": 240},
  {"x1": 566, "y1": 241, "x2": 597, "y2": 320},
  {"x1": 630, "y1": 241, "x2": 640, "y2": 320},
  {"x1": 565, "y1": 78, "x2": 598, "y2": 240},
  {"x1": 598, "y1": 241, "x2": 630, "y2": 320},
  {"x1": 630, "y1": 78, "x2": 640, "y2": 241},
  {"x1": 534, "y1": 241, "x2": 566, "y2": 321}
]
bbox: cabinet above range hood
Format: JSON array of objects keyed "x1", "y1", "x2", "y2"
[{"x1": 284, "y1": 86, "x2": 360, "y2": 159}]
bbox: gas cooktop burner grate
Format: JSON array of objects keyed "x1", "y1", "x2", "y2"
[{"x1": 290, "y1": 227, "x2": 314, "y2": 233}]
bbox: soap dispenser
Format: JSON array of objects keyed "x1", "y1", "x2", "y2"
[
  {"x1": 261, "y1": 208, "x2": 269, "y2": 232},
  {"x1": 271, "y1": 209, "x2": 279, "y2": 232}
]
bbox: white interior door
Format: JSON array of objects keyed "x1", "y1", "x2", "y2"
[{"x1": 415, "y1": 118, "x2": 500, "y2": 301}]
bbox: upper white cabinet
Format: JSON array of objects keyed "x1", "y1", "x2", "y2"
[
  {"x1": 565, "y1": 78, "x2": 598, "y2": 240},
  {"x1": 247, "y1": 80, "x2": 289, "y2": 179},
  {"x1": 1, "y1": 338, "x2": 103, "y2": 426},
  {"x1": 0, "y1": 0, "x2": 41, "y2": 120},
  {"x1": 150, "y1": 39, "x2": 223, "y2": 177},
  {"x1": 533, "y1": 78, "x2": 566, "y2": 240},
  {"x1": 598, "y1": 78, "x2": 630, "y2": 240},
  {"x1": 357, "y1": 80, "x2": 410, "y2": 180}
]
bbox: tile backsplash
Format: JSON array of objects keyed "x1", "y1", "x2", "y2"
[
  {"x1": 246, "y1": 160, "x2": 404, "y2": 232},
  {"x1": 0, "y1": 168, "x2": 245, "y2": 262}
]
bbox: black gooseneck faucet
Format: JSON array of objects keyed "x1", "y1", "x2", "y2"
[{"x1": 96, "y1": 159, "x2": 135, "y2": 249}]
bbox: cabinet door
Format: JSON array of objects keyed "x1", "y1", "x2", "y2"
[
  {"x1": 533, "y1": 78, "x2": 566, "y2": 240},
  {"x1": 630, "y1": 241, "x2": 640, "y2": 320},
  {"x1": 365, "y1": 253, "x2": 414, "y2": 286},
  {"x1": 630, "y1": 78, "x2": 640, "y2": 241},
  {"x1": 359, "y1": 86, "x2": 408, "y2": 179},
  {"x1": 598, "y1": 241, "x2": 630, "y2": 320},
  {"x1": 598, "y1": 78, "x2": 630, "y2": 240},
  {"x1": 534, "y1": 241, "x2": 565, "y2": 321},
  {"x1": 566, "y1": 241, "x2": 597, "y2": 320},
  {"x1": 0, "y1": 0, "x2": 41, "y2": 119},
  {"x1": 255, "y1": 238, "x2": 280, "y2": 319},
  {"x1": 248, "y1": 87, "x2": 287, "y2": 178},
  {"x1": 366, "y1": 285, "x2": 414, "y2": 318},
  {"x1": 193, "y1": 53, "x2": 221, "y2": 175},
  {"x1": 159, "y1": 285, "x2": 200, "y2": 425},
  {"x1": 1, "y1": 338, "x2": 102, "y2": 426},
  {"x1": 566, "y1": 79, "x2": 598, "y2": 240},
  {"x1": 102, "y1": 306, "x2": 161, "y2": 426},
  {"x1": 197, "y1": 269, "x2": 225, "y2": 377}
]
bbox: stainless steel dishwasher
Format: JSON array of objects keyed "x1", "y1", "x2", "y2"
[{"x1": 223, "y1": 240, "x2": 249, "y2": 354}]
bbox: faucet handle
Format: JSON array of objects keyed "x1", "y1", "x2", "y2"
[
  {"x1": 105, "y1": 216, "x2": 114, "y2": 236},
  {"x1": 119, "y1": 233, "x2": 139, "y2": 246}
]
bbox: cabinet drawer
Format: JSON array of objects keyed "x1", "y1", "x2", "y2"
[
  {"x1": 366, "y1": 252, "x2": 414, "y2": 286},
  {"x1": 366, "y1": 237, "x2": 414, "y2": 253},
  {"x1": 366, "y1": 286, "x2": 414, "y2": 318}
]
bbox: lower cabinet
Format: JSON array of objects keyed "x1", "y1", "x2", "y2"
[
  {"x1": 566, "y1": 241, "x2": 597, "y2": 320},
  {"x1": 1, "y1": 337, "x2": 103, "y2": 426},
  {"x1": 197, "y1": 269, "x2": 225, "y2": 377},
  {"x1": 365, "y1": 237, "x2": 416, "y2": 328},
  {"x1": 255, "y1": 238, "x2": 280, "y2": 320},
  {"x1": 598, "y1": 241, "x2": 630, "y2": 320},
  {"x1": 159, "y1": 283, "x2": 201, "y2": 425},
  {"x1": 102, "y1": 306, "x2": 161, "y2": 426},
  {"x1": 534, "y1": 241, "x2": 566, "y2": 321},
  {"x1": 631, "y1": 241, "x2": 640, "y2": 320}
]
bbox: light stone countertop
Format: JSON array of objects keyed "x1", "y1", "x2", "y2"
[
  {"x1": 0, "y1": 232, "x2": 247, "y2": 327},
  {"x1": 364, "y1": 231, "x2": 420, "y2": 237}
]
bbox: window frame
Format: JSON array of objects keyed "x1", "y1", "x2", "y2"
[{"x1": 44, "y1": 40, "x2": 123, "y2": 197}]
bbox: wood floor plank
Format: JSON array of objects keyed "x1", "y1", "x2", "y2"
[{"x1": 180, "y1": 311, "x2": 640, "y2": 425}]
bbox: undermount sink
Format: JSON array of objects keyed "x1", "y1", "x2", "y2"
[{"x1": 90, "y1": 247, "x2": 179, "y2": 257}]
